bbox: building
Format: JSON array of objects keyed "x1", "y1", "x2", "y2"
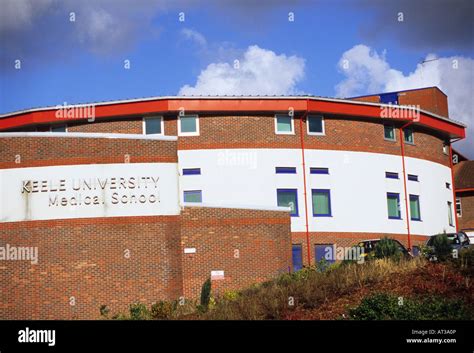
[
  {"x1": 0, "y1": 87, "x2": 466, "y2": 319},
  {"x1": 454, "y1": 160, "x2": 474, "y2": 231}
]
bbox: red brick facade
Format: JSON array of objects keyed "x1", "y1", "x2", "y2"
[{"x1": 457, "y1": 192, "x2": 474, "y2": 230}]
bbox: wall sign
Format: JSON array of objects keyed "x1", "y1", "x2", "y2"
[{"x1": 0, "y1": 163, "x2": 180, "y2": 222}]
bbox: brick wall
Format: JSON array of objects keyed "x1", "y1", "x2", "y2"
[
  {"x1": 291, "y1": 231, "x2": 428, "y2": 266},
  {"x1": 457, "y1": 192, "x2": 474, "y2": 229},
  {"x1": 180, "y1": 207, "x2": 292, "y2": 298},
  {"x1": 0, "y1": 216, "x2": 182, "y2": 320},
  {"x1": 0, "y1": 136, "x2": 177, "y2": 169}
]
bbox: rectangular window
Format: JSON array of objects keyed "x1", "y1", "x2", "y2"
[
  {"x1": 312, "y1": 189, "x2": 332, "y2": 217},
  {"x1": 307, "y1": 115, "x2": 325, "y2": 135},
  {"x1": 407, "y1": 174, "x2": 418, "y2": 182},
  {"x1": 182, "y1": 168, "x2": 201, "y2": 175},
  {"x1": 447, "y1": 201, "x2": 454, "y2": 226},
  {"x1": 292, "y1": 244, "x2": 303, "y2": 272},
  {"x1": 51, "y1": 124, "x2": 67, "y2": 133},
  {"x1": 387, "y1": 193, "x2": 401, "y2": 219},
  {"x1": 385, "y1": 172, "x2": 399, "y2": 179},
  {"x1": 315, "y1": 244, "x2": 335, "y2": 264},
  {"x1": 384, "y1": 124, "x2": 396, "y2": 141},
  {"x1": 445, "y1": 182, "x2": 451, "y2": 190},
  {"x1": 179, "y1": 115, "x2": 199, "y2": 136},
  {"x1": 404, "y1": 127, "x2": 414, "y2": 144},
  {"x1": 275, "y1": 167, "x2": 297, "y2": 174},
  {"x1": 310, "y1": 167, "x2": 329, "y2": 175},
  {"x1": 277, "y1": 189, "x2": 298, "y2": 217},
  {"x1": 456, "y1": 198, "x2": 462, "y2": 217},
  {"x1": 409, "y1": 195, "x2": 421, "y2": 221},
  {"x1": 183, "y1": 190, "x2": 202, "y2": 203},
  {"x1": 143, "y1": 116, "x2": 163, "y2": 135},
  {"x1": 275, "y1": 115, "x2": 294, "y2": 134}
]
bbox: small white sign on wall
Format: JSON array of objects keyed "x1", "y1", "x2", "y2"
[
  {"x1": 211, "y1": 270, "x2": 224, "y2": 280},
  {"x1": 184, "y1": 248, "x2": 196, "y2": 254},
  {"x1": 0, "y1": 163, "x2": 180, "y2": 222}
]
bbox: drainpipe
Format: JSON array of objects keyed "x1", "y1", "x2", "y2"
[
  {"x1": 399, "y1": 121, "x2": 413, "y2": 251},
  {"x1": 449, "y1": 138, "x2": 462, "y2": 232},
  {"x1": 299, "y1": 100, "x2": 311, "y2": 266}
]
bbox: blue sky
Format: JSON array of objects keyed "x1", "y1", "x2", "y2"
[{"x1": 0, "y1": 0, "x2": 473, "y2": 155}]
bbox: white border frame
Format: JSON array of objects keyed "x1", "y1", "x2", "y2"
[
  {"x1": 142, "y1": 116, "x2": 164, "y2": 136},
  {"x1": 383, "y1": 124, "x2": 397, "y2": 142},
  {"x1": 274, "y1": 114, "x2": 294, "y2": 135},
  {"x1": 307, "y1": 115, "x2": 325, "y2": 136},
  {"x1": 178, "y1": 115, "x2": 200, "y2": 136},
  {"x1": 403, "y1": 126, "x2": 415, "y2": 145}
]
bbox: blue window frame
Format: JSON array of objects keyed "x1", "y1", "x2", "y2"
[
  {"x1": 387, "y1": 192, "x2": 401, "y2": 219},
  {"x1": 183, "y1": 190, "x2": 202, "y2": 203},
  {"x1": 409, "y1": 194, "x2": 421, "y2": 221},
  {"x1": 183, "y1": 168, "x2": 201, "y2": 175},
  {"x1": 277, "y1": 189, "x2": 299, "y2": 217},
  {"x1": 292, "y1": 244, "x2": 303, "y2": 272},
  {"x1": 315, "y1": 244, "x2": 335, "y2": 264},
  {"x1": 275, "y1": 167, "x2": 297, "y2": 174},
  {"x1": 408, "y1": 174, "x2": 418, "y2": 182},
  {"x1": 310, "y1": 167, "x2": 329, "y2": 175},
  {"x1": 312, "y1": 189, "x2": 332, "y2": 217},
  {"x1": 385, "y1": 172, "x2": 399, "y2": 179}
]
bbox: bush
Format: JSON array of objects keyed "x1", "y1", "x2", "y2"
[
  {"x1": 349, "y1": 292, "x2": 472, "y2": 320},
  {"x1": 432, "y1": 234, "x2": 452, "y2": 261},
  {"x1": 374, "y1": 238, "x2": 401, "y2": 260},
  {"x1": 151, "y1": 301, "x2": 175, "y2": 320},
  {"x1": 129, "y1": 303, "x2": 151, "y2": 320},
  {"x1": 199, "y1": 278, "x2": 212, "y2": 312}
]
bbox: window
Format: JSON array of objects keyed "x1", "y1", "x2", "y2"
[
  {"x1": 179, "y1": 115, "x2": 199, "y2": 136},
  {"x1": 315, "y1": 244, "x2": 335, "y2": 264},
  {"x1": 447, "y1": 201, "x2": 454, "y2": 226},
  {"x1": 275, "y1": 115, "x2": 294, "y2": 134},
  {"x1": 385, "y1": 172, "x2": 399, "y2": 179},
  {"x1": 310, "y1": 167, "x2": 329, "y2": 175},
  {"x1": 409, "y1": 195, "x2": 421, "y2": 221},
  {"x1": 404, "y1": 127, "x2": 414, "y2": 144},
  {"x1": 446, "y1": 182, "x2": 451, "y2": 190},
  {"x1": 307, "y1": 115, "x2": 325, "y2": 135},
  {"x1": 277, "y1": 189, "x2": 298, "y2": 217},
  {"x1": 143, "y1": 116, "x2": 163, "y2": 135},
  {"x1": 275, "y1": 167, "x2": 297, "y2": 174},
  {"x1": 384, "y1": 124, "x2": 396, "y2": 141},
  {"x1": 183, "y1": 190, "x2": 202, "y2": 203},
  {"x1": 312, "y1": 189, "x2": 332, "y2": 217},
  {"x1": 182, "y1": 168, "x2": 201, "y2": 175},
  {"x1": 456, "y1": 198, "x2": 462, "y2": 217},
  {"x1": 408, "y1": 174, "x2": 418, "y2": 182},
  {"x1": 443, "y1": 143, "x2": 449, "y2": 155},
  {"x1": 51, "y1": 124, "x2": 67, "y2": 133},
  {"x1": 387, "y1": 193, "x2": 401, "y2": 219},
  {"x1": 292, "y1": 244, "x2": 303, "y2": 272}
]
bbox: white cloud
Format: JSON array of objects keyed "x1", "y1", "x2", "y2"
[
  {"x1": 179, "y1": 45, "x2": 305, "y2": 96},
  {"x1": 181, "y1": 28, "x2": 207, "y2": 47},
  {"x1": 336, "y1": 44, "x2": 474, "y2": 158}
]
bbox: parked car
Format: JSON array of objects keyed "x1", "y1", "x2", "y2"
[
  {"x1": 460, "y1": 229, "x2": 474, "y2": 244},
  {"x1": 356, "y1": 238, "x2": 412, "y2": 260},
  {"x1": 424, "y1": 232, "x2": 471, "y2": 261}
]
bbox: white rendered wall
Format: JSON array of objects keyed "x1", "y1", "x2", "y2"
[{"x1": 178, "y1": 149, "x2": 455, "y2": 236}]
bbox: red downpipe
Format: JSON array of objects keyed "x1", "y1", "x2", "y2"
[
  {"x1": 449, "y1": 139, "x2": 461, "y2": 232},
  {"x1": 299, "y1": 101, "x2": 311, "y2": 266},
  {"x1": 399, "y1": 121, "x2": 413, "y2": 251}
]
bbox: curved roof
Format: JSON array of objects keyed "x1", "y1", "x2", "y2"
[
  {"x1": 454, "y1": 161, "x2": 474, "y2": 190},
  {"x1": 0, "y1": 96, "x2": 466, "y2": 139}
]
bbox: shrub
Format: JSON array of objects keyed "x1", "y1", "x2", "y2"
[
  {"x1": 349, "y1": 292, "x2": 472, "y2": 320},
  {"x1": 374, "y1": 238, "x2": 401, "y2": 260},
  {"x1": 99, "y1": 305, "x2": 110, "y2": 318},
  {"x1": 199, "y1": 278, "x2": 212, "y2": 312},
  {"x1": 129, "y1": 303, "x2": 151, "y2": 320},
  {"x1": 150, "y1": 301, "x2": 175, "y2": 320},
  {"x1": 432, "y1": 234, "x2": 452, "y2": 261}
]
